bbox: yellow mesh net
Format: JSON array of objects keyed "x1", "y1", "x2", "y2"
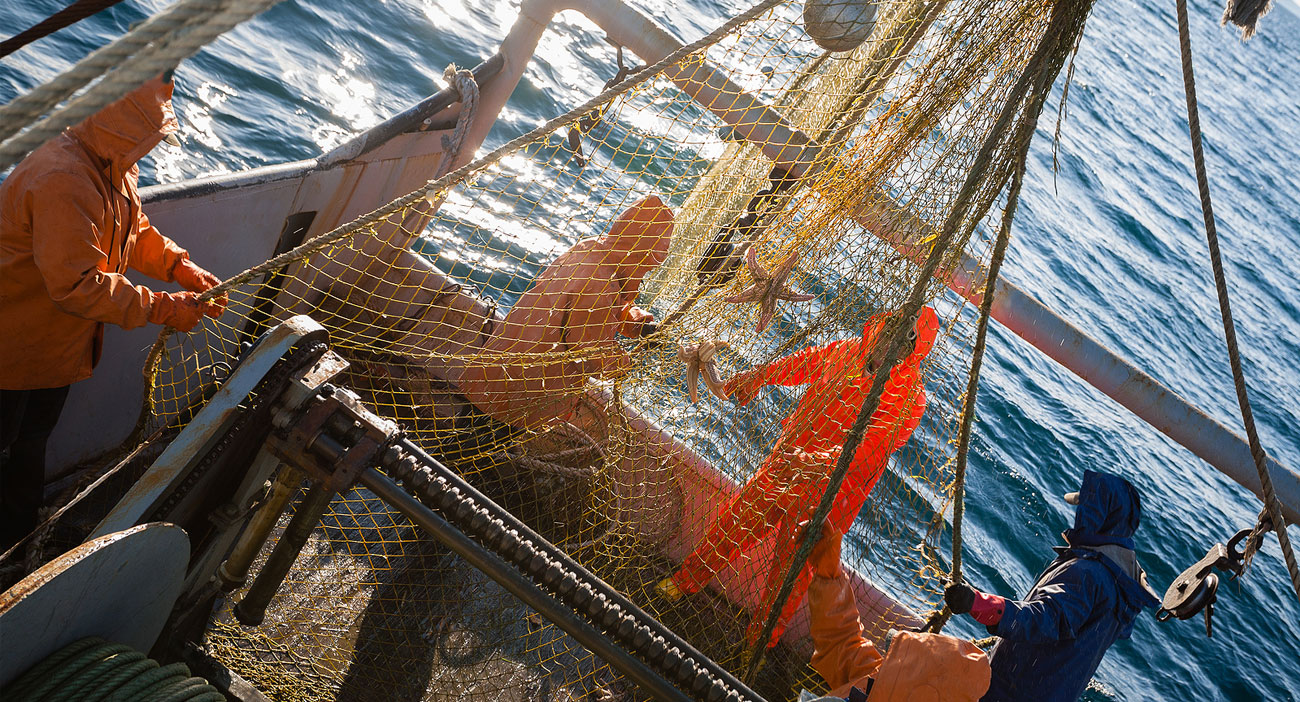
[{"x1": 137, "y1": 0, "x2": 1085, "y2": 698}]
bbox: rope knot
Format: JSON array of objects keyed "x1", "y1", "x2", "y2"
[{"x1": 440, "y1": 64, "x2": 480, "y2": 154}]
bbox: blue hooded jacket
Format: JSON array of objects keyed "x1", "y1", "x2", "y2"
[{"x1": 982, "y1": 470, "x2": 1160, "y2": 702}]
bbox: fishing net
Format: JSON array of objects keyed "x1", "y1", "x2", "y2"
[{"x1": 133, "y1": 0, "x2": 1089, "y2": 698}]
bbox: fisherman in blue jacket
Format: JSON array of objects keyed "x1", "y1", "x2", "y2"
[{"x1": 944, "y1": 469, "x2": 1160, "y2": 702}]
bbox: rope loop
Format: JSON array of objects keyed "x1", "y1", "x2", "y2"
[
  {"x1": 1174, "y1": 0, "x2": 1300, "y2": 604},
  {"x1": 439, "y1": 64, "x2": 480, "y2": 157}
]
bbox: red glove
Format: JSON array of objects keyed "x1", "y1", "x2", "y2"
[
  {"x1": 172, "y1": 257, "x2": 221, "y2": 292},
  {"x1": 808, "y1": 520, "x2": 844, "y2": 579},
  {"x1": 149, "y1": 291, "x2": 221, "y2": 332},
  {"x1": 945, "y1": 582, "x2": 1005, "y2": 626},
  {"x1": 618, "y1": 303, "x2": 655, "y2": 338},
  {"x1": 969, "y1": 590, "x2": 1006, "y2": 626},
  {"x1": 171, "y1": 258, "x2": 227, "y2": 315}
]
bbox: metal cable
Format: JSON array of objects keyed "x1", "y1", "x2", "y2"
[{"x1": 1174, "y1": 0, "x2": 1300, "y2": 603}]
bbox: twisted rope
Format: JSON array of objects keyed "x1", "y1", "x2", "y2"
[
  {"x1": 438, "y1": 64, "x2": 479, "y2": 164},
  {"x1": 2, "y1": 637, "x2": 222, "y2": 702},
  {"x1": 0, "y1": 0, "x2": 282, "y2": 172},
  {"x1": 0, "y1": 0, "x2": 129, "y2": 59},
  {"x1": 743, "y1": 0, "x2": 1093, "y2": 676},
  {"x1": 1174, "y1": 0, "x2": 1300, "y2": 603},
  {"x1": 922, "y1": 116, "x2": 1032, "y2": 635}
]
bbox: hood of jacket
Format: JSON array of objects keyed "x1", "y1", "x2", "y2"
[
  {"x1": 68, "y1": 76, "x2": 178, "y2": 175},
  {"x1": 1063, "y1": 469, "x2": 1142, "y2": 550},
  {"x1": 860, "y1": 305, "x2": 939, "y2": 366}
]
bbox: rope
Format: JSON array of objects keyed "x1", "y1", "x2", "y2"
[
  {"x1": 0, "y1": 0, "x2": 283, "y2": 173},
  {"x1": 922, "y1": 124, "x2": 1031, "y2": 635},
  {"x1": 1, "y1": 637, "x2": 223, "y2": 702},
  {"x1": 189, "y1": 0, "x2": 784, "y2": 306},
  {"x1": 0, "y1": 0, "x2": 129, "y2": 59},
  {"x1": 0, "y1": 0, "x2": 216, "y2": 145},
  {"x1": 742, "y1": 0, "x2": 1093, "y2": 677},
  {"x1": 0, "y1": 423, "x2": 167, "y2": 567},
  {"x1": 1220, "y1": 0, "x2": 1273, "y2": 39},
  {"x1": 437, "y1": 64, "x2": 480, "y2": 167},
  {"x1": 1174, "y1": 0, "x2": 1300, "y2": 603},
  {"x1": 920, "y1": 0, "x2": 1064, "y2": 632}
]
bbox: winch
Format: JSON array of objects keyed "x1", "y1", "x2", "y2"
[{"x1": 3, "y1": 317, "x2": 765, "y2": 702}]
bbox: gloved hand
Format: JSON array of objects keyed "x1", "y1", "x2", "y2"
[
  {"x1": 946, "y1": 582, "x2": 1005, "y2": 627},
  {"x1": 149, "y1": 291, "x2": 221, "y2": 332},
  {"x1": 171, "y1": 258, "x2": 227, "y2": 314},
  {"x1": 944, "y1": 582, "x2": 977, "y2": 615},
  {"x1": 724, "y1": 368, "x2": 762, "y2": 406},
  {"x1": 618, "y1": 303, "x2": 655, "y2": 338},
  {"x1": 808, "y1": 520, "x2": 843, "y2": 578},
  {"x1": 172, "y1": 257, "x2": 221, "y2": 293}
]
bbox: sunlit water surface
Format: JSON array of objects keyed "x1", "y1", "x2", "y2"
[{"x1": 2, "y1": 0, "x2": 1298, "y2": 699}]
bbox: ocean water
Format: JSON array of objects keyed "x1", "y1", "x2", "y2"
[{"x1": 2, "y1": 0, "x2": 1298, "y2": 700}]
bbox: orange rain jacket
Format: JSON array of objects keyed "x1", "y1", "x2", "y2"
[
  {"x1": 809, "y1": 571, "x2": 991, "y2": 701},
  {"x1": 0, "y1": 77, "x2": 188, "y2": 390}
]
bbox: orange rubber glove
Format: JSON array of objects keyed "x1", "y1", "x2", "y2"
[
  {"x1": 149, "y1": 291, "x2": 221, "y2": 332},
  {"x1": 724, "y1": 368, "x2": 762, "y2": 406},
  {"x1": 172, "y1": 258, "x2": 221, "y2": 292},
  {"x1": 809, "y1": 520, "x2": 844, "y2": 579},
  {"x1": 171, "y1": 258, "x2": 227, "y2": 314}
]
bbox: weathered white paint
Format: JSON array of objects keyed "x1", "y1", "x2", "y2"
[{"x1": 0, "y1": 523, "x2": 190, "y2": 688}]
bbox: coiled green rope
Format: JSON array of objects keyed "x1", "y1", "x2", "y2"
[{"x1": 2, "y1": 638, "x2": 224, "y2": 702}]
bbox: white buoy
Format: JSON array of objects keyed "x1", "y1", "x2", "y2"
[{"x1": 803, "y1": 0, "x2": 879, "y2": 52}]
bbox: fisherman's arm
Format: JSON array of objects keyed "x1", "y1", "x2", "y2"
[
  {"x1": 30, "y1": 174, "x2": 155, "y2": 328},
  {"x1": 946, "y1": 564, "x2": 1104, "y2": 644},
  {"x1": 31, "y1": 174, "x2": 219, "y2": 331},
  {"x1": 127, "y1": 209, "x2": 189, "y2": 282},
  {"x1": 808, "y1": 522, "x2": 883, "y2": 693},
  {"x1": 566, "y1": 280, "x2": 632, "y2": 377},
  {"x1": 726, "y1": 338, "x2": 849, "y2": 405}
]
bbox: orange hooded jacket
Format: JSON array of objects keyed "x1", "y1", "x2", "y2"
[{"x1": 0, "y1": 77, "x2": 188, "y2": 390}]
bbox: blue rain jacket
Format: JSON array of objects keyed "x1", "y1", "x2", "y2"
[{"x1": 982, "y1": 470, "x2": 1159, "y2": 702}]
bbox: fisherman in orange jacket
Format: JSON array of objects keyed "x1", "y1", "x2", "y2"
[
  {"x1": 803, "y1": 520, "x2": 990, "y2": 701},
  {"x1": 0, "y1": 73, "x2": 223, "y2": 554},
  {"x1": 658, "y1": 306, "x2": 939, "y2": 646}
]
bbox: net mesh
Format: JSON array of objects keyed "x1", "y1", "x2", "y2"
[{"x1": 130, "y1": 0, "x2": 1078, "y2": 698}]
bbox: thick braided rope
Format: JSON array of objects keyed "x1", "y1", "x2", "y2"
[
  {"x1": 439, "y1": 65, "x2": 479, "y2": 158},
  {"x1": 0, "y1": 0, "x2": 281, "y2": 172},
  {"x1": 193, "y1": 0, "x2": 784, "y2": 304},
  {"x1": 0, "y1": 0, "x2": 130, "y2": 59},
  {"x1": 923, "y1": 115, "x2": 1032, "y2": 635},
  {"x1": 0, "y1": 0, "x2": 216, "y2": 141},
  {"x1": 742, "y1": 0, "x2": 1089, "y2": 676},
  {"x1": 1174, "y1": 0, "x2": 1300, "y2": 603}
]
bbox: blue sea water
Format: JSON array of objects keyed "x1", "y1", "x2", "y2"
[{"x1": 2, "y1": 0, "x2": 1298, "y2": 700}]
